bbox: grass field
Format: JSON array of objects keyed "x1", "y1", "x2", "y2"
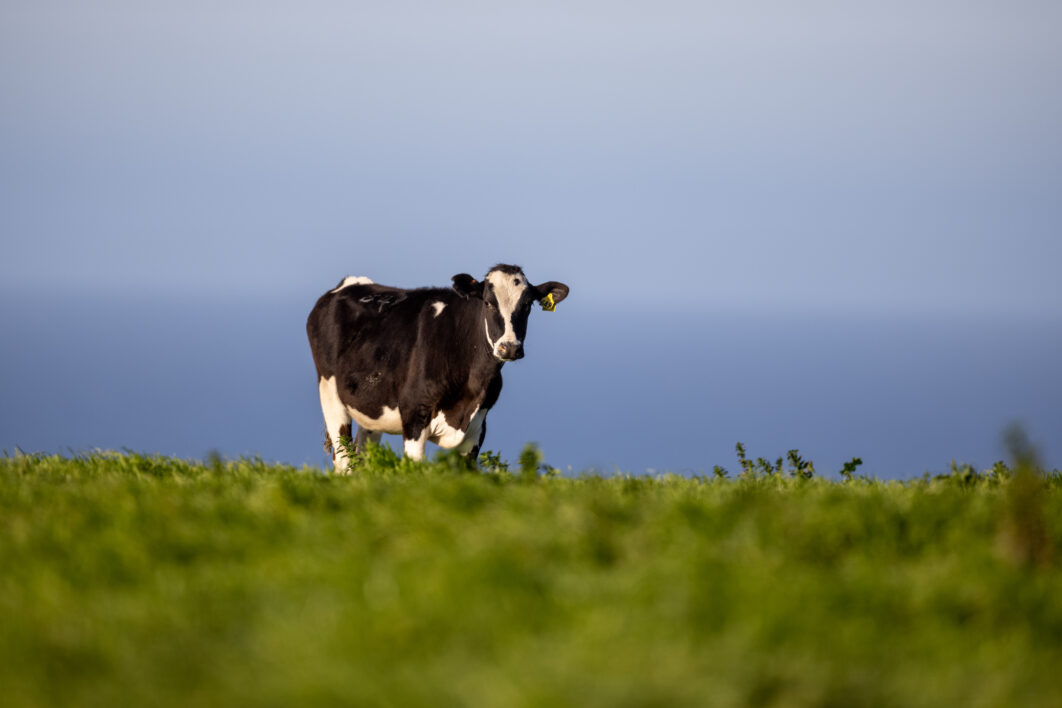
[{"x1": 2, "y1": 444, "x2": 1061, "y2": 707}]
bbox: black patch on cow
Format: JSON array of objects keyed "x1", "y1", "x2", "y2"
[{"x1": 357, "y1": 291, "x2": 406, "y2": 312}]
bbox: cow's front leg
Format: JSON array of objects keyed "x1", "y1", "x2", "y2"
[
  {"x1": 401, "y1": 404, "x2": 431, "y2": 460},
  {"x1": 460, "y1": 418, "x2": 487, "y2": 461}
]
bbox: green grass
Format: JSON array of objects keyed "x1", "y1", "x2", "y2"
[{"x1": 2, "y1": 446, "x2": 1061, "y2": 707}]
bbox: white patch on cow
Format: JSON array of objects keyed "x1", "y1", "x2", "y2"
[
  {"x1": 456, "y1": 407, "x2": 488, "y2": 454},
  {"x1": 318, "y1": 376, "x2": 353, "y2": 473},
  {"x1": 428, "y1": 406, "x2": 482, "y2": 449},
  {"x1": 431, "y1": 301, "x2": 446, "y2": 317},
  {"x1": 331, "y1": 275, "x2": 374, "y2": 293},
  {"x1": 485, "y1": 269, "x2": 528, "y2": 358},
  {"x1": 403, "y1": 429, "x2": 428, "y2": 461},
  {"x1": 347, "y1": 404, "x2": 403, "y2": 435}
]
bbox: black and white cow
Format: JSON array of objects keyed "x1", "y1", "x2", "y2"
[{"x1": 306, "y1": 264, "x2": 569, "y2": 472}]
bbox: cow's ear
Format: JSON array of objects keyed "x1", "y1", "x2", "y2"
[
  {"x1": 534, "y1": 281, "x2": 569, "y2": 310},
  {"x1": 535, "y1": 280, "x2": 569, "y2": 312},
  {"x1": 452, "y1": 274, "x2": 482, "y2": 299}
]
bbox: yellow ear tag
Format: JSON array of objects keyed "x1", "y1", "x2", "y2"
[{"x1": 540, "y1": 293, "x2": 556, "y2": 312}]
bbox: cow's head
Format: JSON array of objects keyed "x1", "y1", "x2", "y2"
[{"x1": 452, "y1": 264, "x2": 569, "y2": 362}]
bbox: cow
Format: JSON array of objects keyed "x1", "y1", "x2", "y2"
[{"x1": 306, "y1": 264, "x2": 569, "y2": 472}]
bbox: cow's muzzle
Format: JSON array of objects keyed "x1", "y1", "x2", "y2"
[{"x1": 495, "y1": 341, "x2": 524, "y2": 361}]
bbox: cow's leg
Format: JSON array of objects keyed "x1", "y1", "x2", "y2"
[
  {"x1": 403, "y1": 430, "x2": 428, "y2": 461},
  {"x1": 468, "y1": 418, "x2": 487, "y2": 459},
  {"x1": 454, "y1": 417, "x2": 487, "y2": 460},
  {"x1": 401, "y1": 404, "x2": 431, "y2": 461},
  {"x1": 354, "y1": 427, "x2": 382, "y2": 453},
  {"x1": 453, "y1": 410, "x2": 488, "y2": 461},
  {"x1": 318, "y1": 376, "x2": 353, "y2": 474}
]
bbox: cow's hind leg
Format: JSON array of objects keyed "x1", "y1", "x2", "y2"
[
  {"x1": 318, "y1": 376, "x2": 353, "y2": 474},
  {"x1": 354, "y1": 427, "x2": 382, "y2": 454}
]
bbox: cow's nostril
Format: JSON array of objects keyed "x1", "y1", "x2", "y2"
[{"x1": 496, "y1": 342, "x2": 523, "y2": 360}]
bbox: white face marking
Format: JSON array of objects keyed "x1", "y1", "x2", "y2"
[
  {"x1": 485, "y1": 270, "x2": 529, "y2": 358},
  {"x1": 431, "y1": 301, "x2": 446, "y2": 317},
  {"x1": 331, "y1": 275, "x2": 374, "y2": 293}
]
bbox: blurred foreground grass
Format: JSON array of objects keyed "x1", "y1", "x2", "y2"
[{"x1": 2, "y1": 448, "x2": 1061, "y2": 707}]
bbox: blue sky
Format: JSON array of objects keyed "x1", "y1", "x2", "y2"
[{"x1": 2, "y1": 2, "x2": 1060, "y2": 474}]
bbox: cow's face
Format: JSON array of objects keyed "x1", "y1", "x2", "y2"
[{"x1": 452, "y1": 265, "x2": 569, "y2": 362}]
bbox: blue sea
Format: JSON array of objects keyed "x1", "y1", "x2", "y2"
[{"x1": 2, "y1": 292, "x2": 1059, "y2": 479}]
